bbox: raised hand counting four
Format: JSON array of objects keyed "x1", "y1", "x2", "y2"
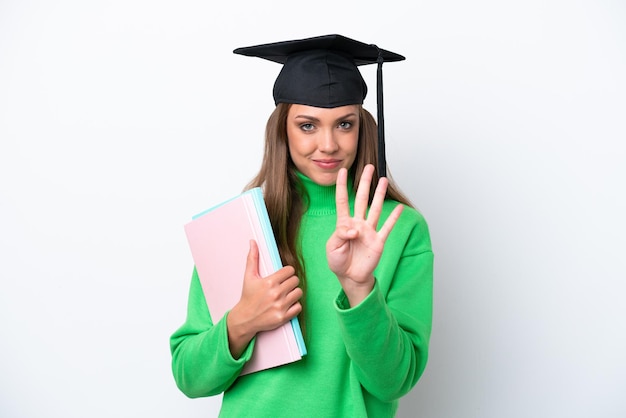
[{"x1": 326, "y1": 164, "x2": 404, "y2": 307}]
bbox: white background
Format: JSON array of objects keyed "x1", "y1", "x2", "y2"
[{"x1": 1, "y1": 1, "x2": 624, "y2": 417}]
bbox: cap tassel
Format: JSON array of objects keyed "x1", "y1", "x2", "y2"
[{"x1": 374, "y1": 46, "x2": 387, "y2": 178}]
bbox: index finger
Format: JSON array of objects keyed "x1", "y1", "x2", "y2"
[{"x1": 335, "y1": 167, "x2": 351, "y2": 219}]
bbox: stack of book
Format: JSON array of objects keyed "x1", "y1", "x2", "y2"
[{"x1": 184, "y1": 188, "x2": 307, "y2": 375}]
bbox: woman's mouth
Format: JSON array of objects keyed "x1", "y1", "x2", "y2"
[{"x1": 313, "y1": 159, "x2": 342, "y2": 170}]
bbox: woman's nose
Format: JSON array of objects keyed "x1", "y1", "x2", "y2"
[{"x1": 318, "y1": 130, "x2": 339, "y2": 153}]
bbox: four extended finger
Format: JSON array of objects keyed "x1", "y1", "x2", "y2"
[
  {"x1": 335, "y1": 167, "x2": 351, "y2": 219},
  {"x1": 354, "y1": 164, "x2": 374, "y2": 219},
  {"x1": 366, "y1": 176, "x2": 388, "y2": 228},
  {"x1": 377, "y1": 203, "x2": 404, "y2": 242}
]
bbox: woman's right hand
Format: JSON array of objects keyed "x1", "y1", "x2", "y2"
[{"x1": 226, "y1": 239, "x2": 303, "y2": 359}]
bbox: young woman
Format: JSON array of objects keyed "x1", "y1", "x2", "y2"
[{"x1": 170, "y1": 35, "x2": 433, "y2": 417}]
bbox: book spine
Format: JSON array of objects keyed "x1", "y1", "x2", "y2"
[{"x1": 251, "y1": 188, "x2": 307, "y2": 357}]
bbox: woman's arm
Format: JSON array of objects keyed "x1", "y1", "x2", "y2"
[
  {"x1": 335, "y1": 229, "x2": 433, "y2": 401},
  {"x1": 327, "y1": 164, "x2": 433, "y2": 401},
  {"x1": 170, "y1": 268, "x2": 252, "y2": 398},
  {"x1": 170, "y1": 244, "x2": 303, "y2": 397}
]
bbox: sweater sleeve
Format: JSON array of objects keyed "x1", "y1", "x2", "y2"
[
  {"x1": 334, "y1": 207, "x2": 434, "y2": 402},
  {"x1": 170, "y1": 268, "x2": 255, "y2": 398}
]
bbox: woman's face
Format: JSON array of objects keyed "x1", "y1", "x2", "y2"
[{"x1": 286, "y1": 104, "x2": 359, "y2": 186}]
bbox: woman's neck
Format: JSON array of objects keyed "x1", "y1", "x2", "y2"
[{"x1": 296, "y1": 171, "x2": 354, "y2": 216}]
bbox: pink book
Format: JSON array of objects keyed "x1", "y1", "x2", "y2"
[{"x1": 184, "y1": 188, "x2": 306, "y2": 375}]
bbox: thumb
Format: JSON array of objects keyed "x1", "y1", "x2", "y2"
[
  {"x1": 326, "y1": 228, "x2": 354, "y2": 253},
  {"x1": 245, "y1": 239, "x2": 260, "y2": 280}
]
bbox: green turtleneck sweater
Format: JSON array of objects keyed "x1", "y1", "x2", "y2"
[{"x1": 170, "y1": 174, "x2": 433, "y2": 417}]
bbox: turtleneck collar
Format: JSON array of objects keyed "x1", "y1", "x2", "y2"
[{"x1": 296, "y1": 171, "x2": 355, "y2": 216}]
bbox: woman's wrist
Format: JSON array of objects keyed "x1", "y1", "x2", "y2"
[
  {"x1": 338, "y1": 275, "x2": 375, "y2": 307},
  {"x1": 226, "y1": 306, "x2": 256, "y2": 359}
]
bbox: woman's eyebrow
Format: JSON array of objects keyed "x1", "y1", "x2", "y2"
[
  {"x1": 293, "y1": 112, "x2": 358, "y2": 122},
  {"x1": 293, "y1": 115, "x2": 320, "y2": 122}
]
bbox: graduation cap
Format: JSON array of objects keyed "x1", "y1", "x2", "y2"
[{"x1": 233, "y1": 34, "x2": 405, "y2": 178}]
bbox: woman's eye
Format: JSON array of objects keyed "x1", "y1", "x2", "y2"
[
  {"x1": 300, "y1": 123, "x2": 315, "y2": 131},
  {"x1": 339, "y1": 121, "x2": 353, "y2": 129}
]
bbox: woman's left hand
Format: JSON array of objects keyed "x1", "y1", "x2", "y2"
[{"x1": 326, "y1": 164, "x2": 404, "y2": 307}]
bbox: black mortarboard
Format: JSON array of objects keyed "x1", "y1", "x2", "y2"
[{"x1": 233, "y1": 34, "x2": 405, "y2": 177}]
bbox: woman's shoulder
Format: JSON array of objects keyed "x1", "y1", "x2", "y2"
[
  {"x1": 380, "y1": 199, "x2": 432, "y2": 254},
  {"x1": 382, "y1": 199, "x2": 428, "y2": 226}
]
